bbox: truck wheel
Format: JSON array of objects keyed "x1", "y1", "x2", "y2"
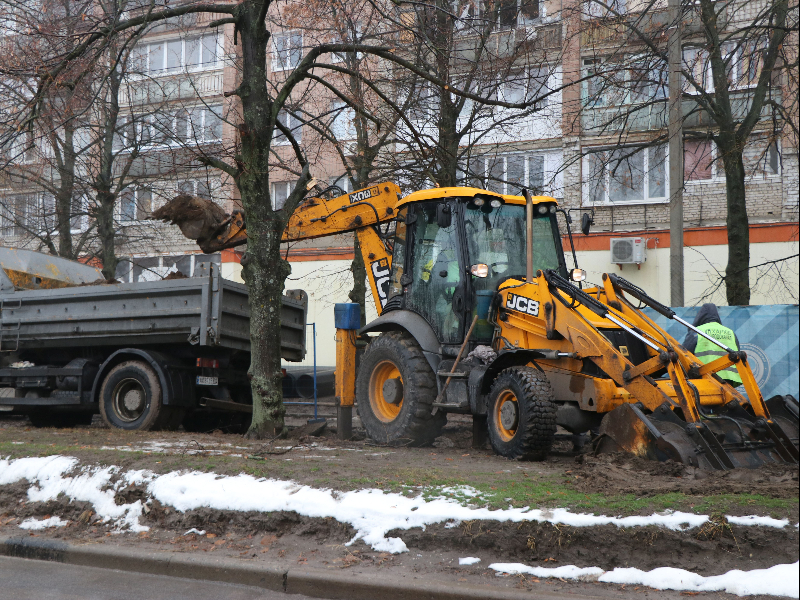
[
  {"x1": 488, "y1": 366, "x2": 557, "y2": 460},
  {"x1": 100, "y1": 361, "x2": 175, "y2": 431},
  {"x1": 356, "y1": 331, "x2": 445, "y2": 446}
]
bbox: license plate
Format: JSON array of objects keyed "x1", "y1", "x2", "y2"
[{"x1": 196, "y1": 376, "x2": 218, "y2": 386}]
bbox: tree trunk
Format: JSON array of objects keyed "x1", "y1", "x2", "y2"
[
  {"x1": 719, "y1": 133, "x2": 750, "y2": 305},
  {"x1": 349, "y1": 234, "x2": 367, "y2": 327},
  {"x1": 55, "y1": 126, "x2": 76, "y2": 258},
  {"x1": 96, "y1": 191, "x2": 118, "y2": 280},
  {"x1": 237, "y1": 0, "x2": 290, "y2": 438},
  {"x1": 240, "y1": 208, "x2": 290, "y2": 438}
]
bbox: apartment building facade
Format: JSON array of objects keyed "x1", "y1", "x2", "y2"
[{"x1": 1, "y1": 1, "x2": 796, "y2": 366}]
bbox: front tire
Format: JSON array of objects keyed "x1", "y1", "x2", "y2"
[
  {"x1": 488, "y1": 366, "x2": 557, "y2": 460},
  {"x1": 356, "y1": 331, "x2": 446, "y2": 446},
  {"x1": 99, "y1": 360, "x2": 177, "y2": 431}
]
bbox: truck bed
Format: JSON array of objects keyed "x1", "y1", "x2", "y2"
[{"x1": 0, "y1": 265, "x2": 307, "y2": 361}]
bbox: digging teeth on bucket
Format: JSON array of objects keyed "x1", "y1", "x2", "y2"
[{"x1": 595, "y1": 395, "x2": 800, "y2": 470}]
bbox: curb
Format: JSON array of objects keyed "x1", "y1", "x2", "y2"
[{"x1": 0, "y1": 535, "x2": 597, "y2": 600}]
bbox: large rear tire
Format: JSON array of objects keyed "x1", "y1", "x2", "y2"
[
  {"x1": 356, "y1": 331, "x2": 446, "y2": 446},
  {"x1": 488, "y1": 366, "x2": 557, "y2": 460},
  {"x1": 99, "y1": 361, "x2": 178, "y2": 431}
]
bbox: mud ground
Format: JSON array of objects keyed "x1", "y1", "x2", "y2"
[{"x1": 1, "y1": 412, "x2": 797, "y2": 599}]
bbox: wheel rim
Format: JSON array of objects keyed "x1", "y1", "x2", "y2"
[
  {"x1": 112, "y1": 377, "x2": 147, "y2": 422},
  {"x1": 369, "y1": 360, "x2": 403, "y2": 422},
  {"x1": 495, "y1": 390, "x2": 519, "y2": 441}
]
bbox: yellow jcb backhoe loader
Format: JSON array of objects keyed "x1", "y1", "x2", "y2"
[{"x1": 152, "y1": 182, "x2": 799, "y2": 469}]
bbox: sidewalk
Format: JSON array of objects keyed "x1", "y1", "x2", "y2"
[{"x1": 0, "y1": 535, "x2": 602, "y2": 600}]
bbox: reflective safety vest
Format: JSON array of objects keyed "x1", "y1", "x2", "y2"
[{"x1": 694, "y1": 322, "x2": 743, "y2": 386}]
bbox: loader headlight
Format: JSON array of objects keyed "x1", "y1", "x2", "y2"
[
  {"x1": 537, "y1": 205, "x2": 548, "y2": 214},
  {"x1": 550, "y1": 205, "x2": 556, "y2": 214},
  {"x1": 571, "y1": 268, "x2": 587, "y2": 282},
  {"x1": 490, "y1": 199, "x2": 502, "y2": 208},
  {"x1": 470, "y1": 263, "x2": 489, "y2": 278},
  {"x1": 473, "y1": 197, "x2": 485, "y2": 207}
]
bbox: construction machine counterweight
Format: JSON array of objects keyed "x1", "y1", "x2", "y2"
[{"x1": 151, "y1": 182, "x2": 799, "y2": 469}]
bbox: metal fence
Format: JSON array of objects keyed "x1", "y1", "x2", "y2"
[{"x1": 645, "y1": 304, "x2": 799, "y2": 399}]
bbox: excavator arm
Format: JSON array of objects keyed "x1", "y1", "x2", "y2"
[
  {"x1": 151, "y1": 182, "x2": 402, "y2": 314},
  {"x1": 152, "y1": 182, "x2": 402, "y2": 252}
]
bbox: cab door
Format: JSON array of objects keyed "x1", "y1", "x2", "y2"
[{"x1": 403, "y1": 201, "x2": 466, "y2": 345}]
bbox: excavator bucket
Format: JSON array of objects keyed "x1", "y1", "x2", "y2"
[
  {"x1": 595, "y1": 395, "x2": 800, "y2": 470},
  {"x1": 151, "y1": 195, "x2": 231, "y2": 252}
]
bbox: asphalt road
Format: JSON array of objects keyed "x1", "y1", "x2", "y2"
[{"x1": 0, "y1": 556, "x2": 318, "y2": 600}]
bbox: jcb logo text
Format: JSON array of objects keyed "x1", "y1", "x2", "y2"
[
  {"x1": 349, "y1": 186, "x2": 379, "y2": 204},
  {"x1": 506, "y1": 293, "x2": 539, "y2": 316}
]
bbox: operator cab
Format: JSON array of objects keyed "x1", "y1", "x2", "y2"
[{"x1": 386, "y1": 188, "x2": 568, "y2": 352}]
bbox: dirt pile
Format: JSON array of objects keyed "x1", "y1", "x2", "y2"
[
  {"x1": 571, "y1": 452, "x2": 799, "y2": 498},
  {"x1": 391, "y1": 517, "x2": 798, "y2": 574},
  {"x1": 151, "y1": 195, "x2": 229, "y2": 250}
]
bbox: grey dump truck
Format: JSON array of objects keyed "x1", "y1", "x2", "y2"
[{"x1": 0, "y1": 248, "x2": 307, "y2": 431}]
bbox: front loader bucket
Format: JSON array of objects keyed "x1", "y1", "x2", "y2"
[{"x1": 594, "y1": 399, "x2": 800, "y2": 471}]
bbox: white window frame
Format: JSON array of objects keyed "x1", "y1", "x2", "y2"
[
  {"x1": 130, "y1": 32, "x2": 222, "y2": 76},
  {"x1": 177, "y1": 179, "x2": 213, "y2": 200},
  {"x1": 463, "y1": 151, "x2": 563, "y2": 197},
  {"x1": 502, "y1": 65, "x2": 551, "y2": 109},
  {"x1": 330, "y1": 101, "x2": 356, "y2": 141},
  {"x1": 583, "y1": 56, "x2": 666, "y2": 107},
  {"x1": 273, "y1": 109, "x2": 303, "y2": 146},
  {"x1": 272, "y1": 30, "x2": 303, "y2": 71},
  {"x1": 582, "y1": 145, "x2": 669, "y2": 205},
  {"x1": 69, "y1": 195, "x2": 88, "y2": 234},
  {"x1": 118, "y1": 187, "x2": 152, "y2": 223},
  {"x1": 270, "y1": 180, "x2": 296, "y2": 210}
]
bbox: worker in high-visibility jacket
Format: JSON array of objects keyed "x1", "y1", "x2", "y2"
[{"x1": 683, "y1": 303, "x2": 743, "y2": 386}]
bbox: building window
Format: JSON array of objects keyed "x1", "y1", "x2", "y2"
[
  {"x1": 456, "y1": 0, "x2": 540, "y2": 28},
  {"x1": 583, "y1": 57, "x2": 666, "y2": 107},
  {"x1": 330, "y1": 101, "x2": 356, "y2": 140},
  {"x1": 584, "y1": 145, "x2": 667, "y2": 204},
  {"x1": 465, "y1": 152, "x2": 563, "y2": 197},
  {"x1": 189, "y1": 105, "x2": 223, "y2": 142},
  {"x1": 0, "y1": 193, "x2": 35, "y2": 236},
  {"x1": 684, "y1": 139, "x2": 716, "y2": 181},
  {"x1": 117, "y1": 105, "x2": 222, "y2": 150},
  {"x1": 328, "y1": 176, "x2": 352, "y2": 194},
  {"x1": 119, "y1": 188, "x2": 152, "y2": 222},
  {"x1": 271, "y1": 181, "x2": 296, "y2": 210},
  {"x1": 177, "y1": 179, "x2": 212, "y2": 200},
  {"x1": 130, "y1": 33, "x2": 221, "y2": 75},
  {"x1": 503, "y1": 66, "x2": 550, "y2": 108},
  {"x1": 116, "y1": 253, "x2": 220, "y2": 283},
  {"x1": 274, "y1": 109, "x2": 303, "y2": 145},
  {"x1": 272, "y1": 31, "x2": 303, "y2": 71}
]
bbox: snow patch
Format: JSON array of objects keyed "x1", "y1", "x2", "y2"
[
  {"x1": 19, "y1": 516, "x2": 69, "y2": 530},
  {"x1": 490, "y1": 562, "x2": 800, "y2": 597},
  {"x1": 726, "y1": 515, "x2": 789, "y2": 528},
  {"x1": 0, "y1": 457, "x2": 795, "y2": 555},
  {"x1": 459, "y1": 557, "x2": 481, "y2": 565}
]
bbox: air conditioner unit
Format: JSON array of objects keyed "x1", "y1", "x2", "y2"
[{"x1": 610, "y1": 237, "x2": 646, "y2": 266}]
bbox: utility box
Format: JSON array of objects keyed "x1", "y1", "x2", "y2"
[{"x1": 610, "y1": 238, "x2": 647, "y2": 266}]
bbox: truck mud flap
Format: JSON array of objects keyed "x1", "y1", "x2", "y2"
[{"x1": 594, "y1": 400, "x2": 799, "y2": 470}]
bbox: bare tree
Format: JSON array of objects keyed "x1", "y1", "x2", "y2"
[
  {"x1": 19, "y1": 0, "x2": 544, "y2": 438},
  {"x1": 571, "y1": 0, "x2": 798, "y2": 305},
  {"x1": 0, "y1": 0, "x2": 96, "y2": 258}
]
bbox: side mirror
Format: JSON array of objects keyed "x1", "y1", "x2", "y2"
[
  {"x1": 581, "y1": 212, "x2": 593, "y2": 236},
  {"x1": 436, "y1": 203, "x2": 452, "y2": 229}
]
